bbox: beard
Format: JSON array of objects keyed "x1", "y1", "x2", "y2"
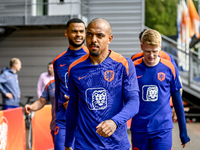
[
  {"x1": 48, "y1": 70, "x2": 54, "y2": 76},
  {"x1": 89, "y1": 43, "x2": 100, "y2": 57},
  {"x1": 69, "y1": 38, "x2": 85, "y2": 48},
  {"x1": 90, "y1": 50, "x2": 100, "y2": 57}
]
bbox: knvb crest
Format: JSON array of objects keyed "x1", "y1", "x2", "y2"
[
  {"x1": 54, "y1": 126, "x2": 59, "y2": 135},
  {"x1": 104, "y1": 70, "x2": 114, "y2": 82},
  {"x1": 158, "y1": 72, "x2": 165, "y2": 81}
]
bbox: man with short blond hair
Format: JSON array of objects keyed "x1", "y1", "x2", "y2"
[
  {"x1": 131, "y1": 29, "x2": 190, "y2": 150},
  {"x1": 0, "y1": 58, "x2": 22, "y2": 110}
]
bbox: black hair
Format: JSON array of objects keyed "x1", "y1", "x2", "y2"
[
  {"x1": 139, "y1": 29, "x2": 147, "y2": 39},
  {"x1": 48, "y1": 62, "x2": 53, "y2": 65},
  {"x1": 66, "y1": 18, "x2": 85, "y2": 29}
]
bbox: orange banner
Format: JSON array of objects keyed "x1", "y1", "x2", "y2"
[
  {"x1": 0, "y1": 107, "x2": 26, "y2": 150},
  {"x1": 31, "y1": 105, "x2": 54, "y2": 150}
]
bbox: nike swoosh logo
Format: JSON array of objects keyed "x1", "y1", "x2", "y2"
[
  {"x1": 60, "y1": 64, "x2": 66, "y2": 67},
  {"x1": 137, "y1": 75, "x2": 143, "y2": 78},
  {"x1": 78, "y1": 76, "x2": 86, "y2": 80}
]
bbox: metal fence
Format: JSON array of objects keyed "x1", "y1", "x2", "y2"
[{"x1": 162, "y1": 34, "x2": 200, "y2": 98}]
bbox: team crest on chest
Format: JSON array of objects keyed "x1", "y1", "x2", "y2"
[
  {"x1": 142, "y1": 85, "x2": 158, "y2": 102},
  {"x1": 158, "y1": 72, "x2": 165, "y2": 81},
  {"x1": 85, "y1": 88, "x2": 107, "y2": 110},
  {"x1": 104, "y1": 70, "x2": 114, "y2": 82}
]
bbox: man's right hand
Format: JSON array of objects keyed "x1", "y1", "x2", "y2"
[
  {"x1": 6, "y1": 93, "x2": 13, "y2": 99},
  {"x1": 24, "y1": 105, "x2": 32, "y2": 114}
]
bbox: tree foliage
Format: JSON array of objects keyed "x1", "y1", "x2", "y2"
[
  {"x1": 145, "y1": 0, "x2": 179, "y2": 36},
  {"x1": 145, "y1": 0, "x2": 199, "y2": 36}
]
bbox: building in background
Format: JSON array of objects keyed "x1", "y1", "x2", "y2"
[{"x1": 0, "y1": 0, "x2": 144, "y2": 104}]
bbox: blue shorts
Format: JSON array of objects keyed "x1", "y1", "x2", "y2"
[
  {"x1": 54, "y1": 125, "x2": 65, "y2": 150},
  {"x1": 51, "y1": 130, "x2": 55, "y2": 142},
  {"x1": 54, "y1": 124, "x2": 75, "y2": 150},
  {"x1": 131, "y1": 129, "x2": 172, "y2": 150},
  {"x1": 3, "y1": 105, "x2": 19, "y2": 110}
]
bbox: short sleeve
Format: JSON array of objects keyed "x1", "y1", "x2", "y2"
[{"x1": 41, "y1": 84, "x2": 50, "y2": 101}]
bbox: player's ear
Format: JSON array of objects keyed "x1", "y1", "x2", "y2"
[
  {"x1": 140, "y1": 38, "x2": 142, "y2": 44},
  {"x1": 140, "y1": 43, "x2": 144, "y2": 51},
  {"x1": 65, "y1": 30, "x2": 68, "y2": 38},
  {"x1": 108, "y1": 34, "x2": 113, "y2": 44},
  {"x1": 157, "y1": 44, "x2": 162, "y2": 53}
]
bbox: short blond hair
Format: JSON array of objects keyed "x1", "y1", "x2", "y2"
[
  {"x1": 10, "y1": 58, "x2": 20, "y2": 67},
  {"x1": 141, "y1": 29, "x2": 161, "y2": 46}
]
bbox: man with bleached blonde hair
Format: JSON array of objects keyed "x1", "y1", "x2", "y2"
[
  {"x1": 0, "y1": 58, "x2": 22, "y2": 110},
  {"x1": 131, "y1": 29, "x2": 190, "y2": 150}
]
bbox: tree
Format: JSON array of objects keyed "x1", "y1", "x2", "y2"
[
  {"x1": 145, "y1": 0, "x2": 199, "y2": 36},
  {"x1": 145, "y1": 0, "x2": 179, "y2": 36}
]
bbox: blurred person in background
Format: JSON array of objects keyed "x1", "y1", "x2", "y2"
[
  {"x1": 37, "y1": 62, "x2": 54, "y2": 98},
  {"x1": 24, "y1": 79, "x2": 56, "y2": 142},
  {"x1": 0, "y1": 58, "x2": 22, "y2": 110},
  {"x1": 53, "y1": 18, "x2": 88, "y2": 150}
]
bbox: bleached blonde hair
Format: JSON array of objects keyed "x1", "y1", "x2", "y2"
[
  {"x1": 141, "y1": 29, "x2": 161, "y2": 46},
  {"x1": 10, "y1": 58, "x2": 20, "y2": 67}
]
